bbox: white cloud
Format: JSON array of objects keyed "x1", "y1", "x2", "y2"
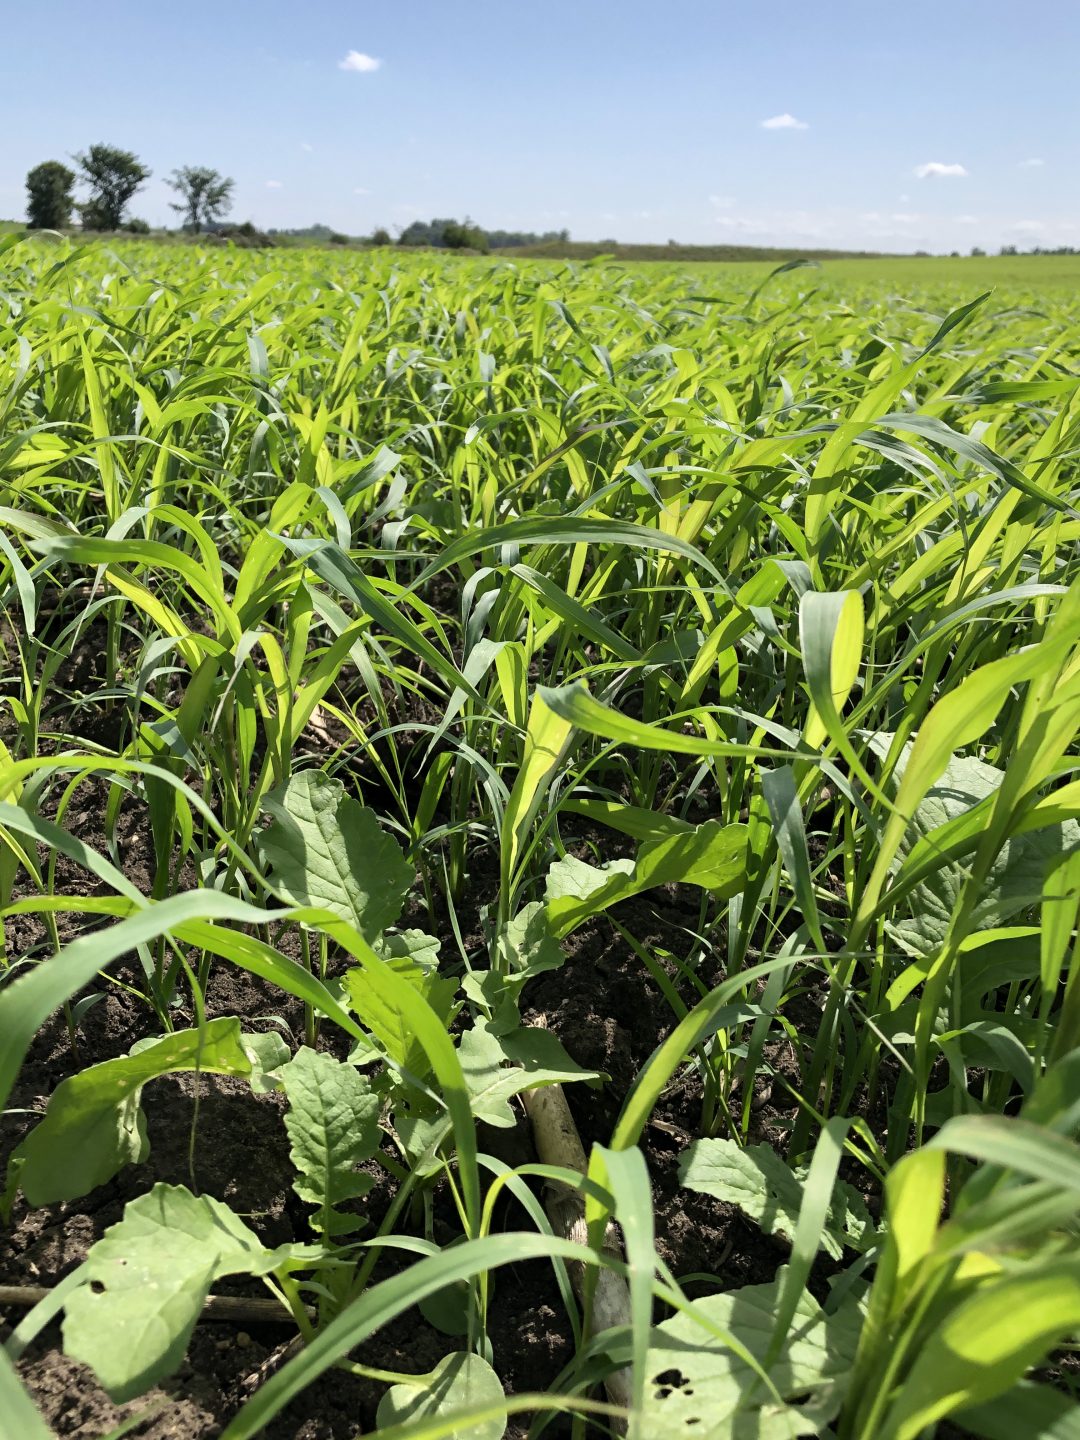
[
  {"x1": 915, "y1": 161, "x2": 968, "y2": 179},
  {"x1": 301, "y1": 142, "x2": 314, "y2": 152},
  {"x1": 891, "y1": 212, "x2": 920, "y2": 223},
  {"x1": 265, "y1": 180, "x2": 283, "y2": 189},
  {"x1": 1011, "y1": 219, "x2": 1046, "y2": 234},
  {"x1": 339, "y1": 50, "x2": 381, "y2": 72},
  {"x1": 954, "y1": 213, "x2": 979, "y2": 224},
  {"x1": 761, "y1": 113, "x2": 808, "y2": 130},
  {"x1": 899, "y1": 193, "x2": 911, "y2": 202},
  {"x1": 353, "y1": 187, "x2": 370, "y2": 195},
  {"x1": 1019, "y1": 157, "x2": 1045, "y2": 168},
  {"x1": 709, "y1": 194, "x2": 736, "y2": 208}
]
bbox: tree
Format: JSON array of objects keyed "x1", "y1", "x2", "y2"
[
  {"x1": 442, "y1": 217, "x2": 488, "y2": 252},
  {"x1": 397, "y1": 216, "x2": 488, "y2": 251},
  {"x1": 166, "y1": 166, "x2": 234, "y2": 233},
  {"x1": 370, "y1": 227, "x2": 391, "y2": 246},
  {"x1": 26, "y1": 161, "x2": 75, "y2": 229},
  {"x1": 74, "y1": 144, "x2": 150, "y2": 231}
]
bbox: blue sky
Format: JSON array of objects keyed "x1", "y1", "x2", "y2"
[{"x1": 2, "y1": 1, "x2": 1076, "y2": 252}]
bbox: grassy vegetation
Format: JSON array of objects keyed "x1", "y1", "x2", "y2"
[{"x1": 1, "y1": 231, "x2": 1079, "y2": 1439}]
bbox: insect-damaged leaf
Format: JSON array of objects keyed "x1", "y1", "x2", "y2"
[
  {"x1": 63, "y1": 1184, "x2": 312, "y2": 1402},
  {"x1": 641, "y1": 1274, "x2": 862, "y2": 1438}
]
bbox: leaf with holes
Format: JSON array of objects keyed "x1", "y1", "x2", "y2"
[
  {"x1": 642, "y1": 1274, "x2": 862, "y2": 1438},
  {"x1": 62, "y1": 1184, "x2": 314, "y2": 1402}
]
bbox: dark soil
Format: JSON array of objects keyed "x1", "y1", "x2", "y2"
[{"x1": 1, "y1": 702, "x2": 794, "y2": 1440}]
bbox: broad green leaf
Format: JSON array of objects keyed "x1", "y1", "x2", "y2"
[
  {"x1": 13, "y1": 1018, "x2": 262, "y2": 1206},
  {"x1": 469, "y1": 902, "x2": 567, "y2": 1032},
  {"x1": 641, "y1": 1275, "x2": 862, "y2": 1438},
  {"x1": 279, "y1": 1047, "x2": 381, "y2": 1238},
  {"x1": 63, "y1": 1184, "x2": 309, "y2": 1402},
  {"x1": 376, "y1": 928, "x2": 442, "y2": 971},
  {"x1": 545, "y1": 821, "x2": 748, "y2": 937},
  {"x1": 344, "y1": 956, "x2": 459, "y2": 1083},
  {"x1": 867, "y1": 738, "x2": 1080, "y2": 955},
  {"x1": 496, "y1": 901, "x2": 565, "y2": 978},
  {"x1": 375, "y1": 1351, "x2": 506, "y2": 1440},
  {"x1": 857, "y1": 638, "x2": 1075, "y2": 925},
  {"x1": 679, "y1": 1138, "x2": 875, "y2": 1260},
  {"x1": 459, "y1": 1020, "x2": 600, "y2": 1128},
  {"x1": 259, "y1": 770, "x2": 412, "y2": 942}
]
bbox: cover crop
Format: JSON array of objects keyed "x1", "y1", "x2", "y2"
[{"x1": 0, "y1": 232, "x2": 1078, "y2": 1439}]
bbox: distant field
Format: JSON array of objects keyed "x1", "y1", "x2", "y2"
[{"x1": 6, "y1": 222, "x2": 1080, "y2": 297}]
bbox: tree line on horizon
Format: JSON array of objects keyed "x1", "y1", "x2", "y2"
[
  {"x1": 24, "y1": 146, "x2": 568, "y2": 252},
  {"x1": 24, "y1": 147, "x2": 1080, "y2": 257}
]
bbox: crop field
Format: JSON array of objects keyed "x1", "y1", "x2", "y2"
[{"x1": 1, "y1": 231, "x2": 1079, "y2": 1440}]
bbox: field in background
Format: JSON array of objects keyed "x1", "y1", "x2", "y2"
[{"x1": 1, "y1": 231, "x2": 1079, "y2": 1440}]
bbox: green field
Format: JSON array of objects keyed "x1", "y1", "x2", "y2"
[{"x1": 1, "y1": 232, "x2": 1079, "y2": 1440}]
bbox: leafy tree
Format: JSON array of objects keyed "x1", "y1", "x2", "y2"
[
  {"x1": 397, "y1": 216, "x2": 488, "y2": 251},
  {"x1": 166, "y1": 166, "x2": 234, "y2": 233},
  {"x1": 26, "y1": 161, "x2": 76, "y2": 229},
  {"x1": 370, "y1": 227, "x2": 391, "y2": 246},
  {"x1": 74, "y1": 144, "x2": 150, "y2": 231},
  {"x1": 442, "y1": 217, "x2": 488, "y2": 252}
]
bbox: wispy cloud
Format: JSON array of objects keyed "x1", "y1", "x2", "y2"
[
  {"x1": 353, "y1": 187, "x2": 370, "y2": 196},
  {"x1": 761, "y1": 113, "x2": 808, "y2": 130},
  {"x1": 954, "y1": 213, "x2": 979, "y2": 224},
  {"x1": 1019, "y1": 157, "x2": 1045, "y2": 168},
  {"x1": 265, "y1": 180, "x2": 283, "y2": 189},
  {"x1": 915, "y1": 161, "x2": 968, "y2": 179},
  {"x1": 301, "y1": 142, "x2": 314, "y2": 153},
  {"x1": 339, "y1": 50, "x2": 382, "y2": 73}
]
